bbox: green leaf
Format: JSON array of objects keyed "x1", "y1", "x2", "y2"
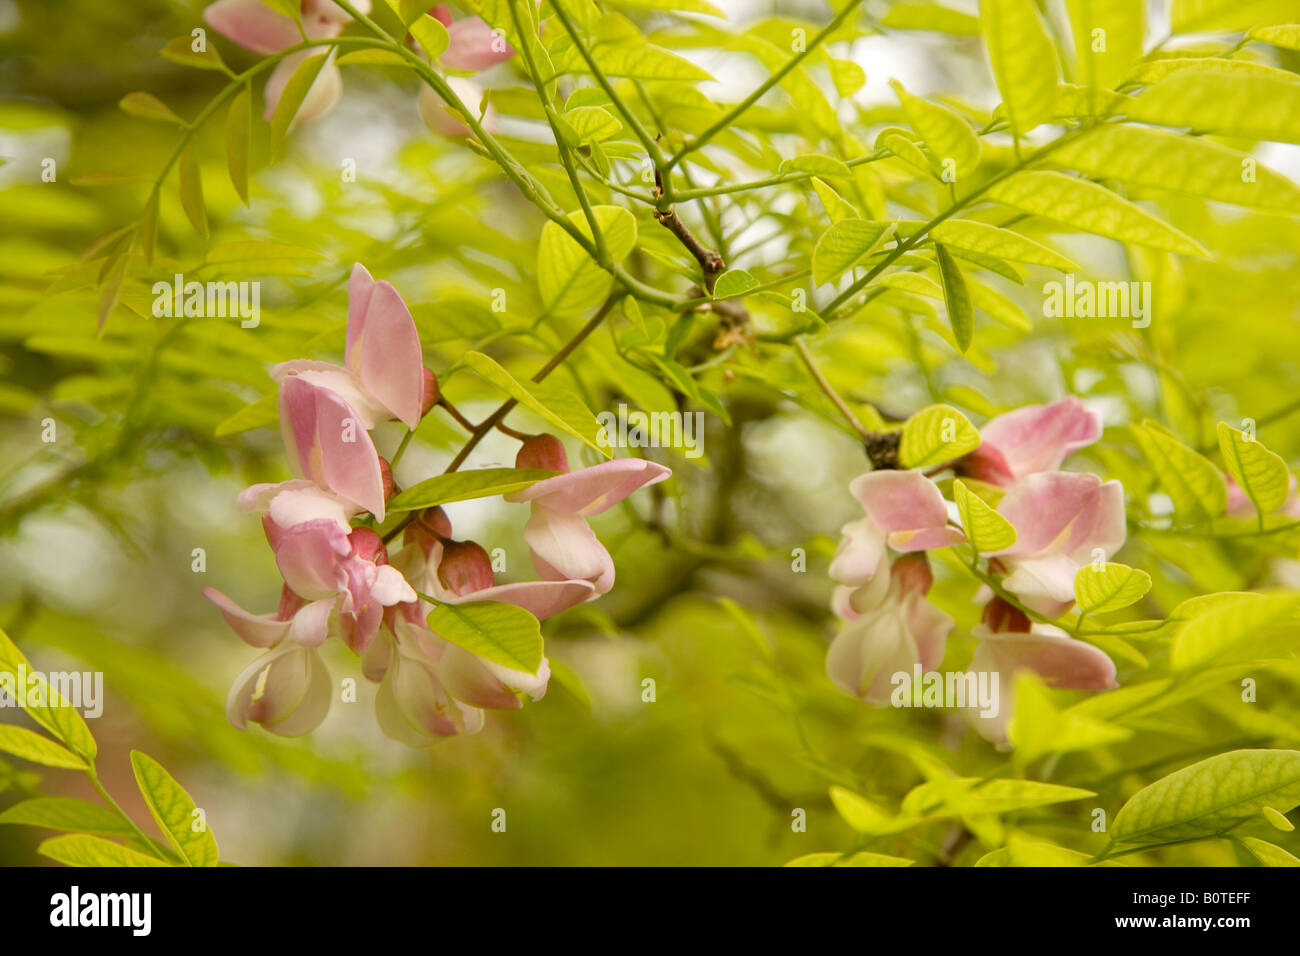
[
  {"x1": 890, "y1": 80, "x2": 980, "y2": 178},
  {"x1": 877, "y1": 272, "x2": 942, "y2": 298},
  {"x1": 0, "y1": 628, "x2": 96, "y2": 760},
  {"x1": 548, "y1": 14, "x2": 713, "y2": 81},
  {"x1": 1009, "y1": 674, "x2": 1131, "y2": 762},
  {"x1": 161, "y1": 35, "x2": 230, "y2": 73},
  {"x1": 118, "y1": 91, "x2": 184, "y2": 125},
  {"x1": 1239, "y1": 837, "x2": 1300, "y2": 866},
  {"x1": 225, "y1": 85, "x2": 251, "y2": 206},
  {"x1": 537, "y1": 205, "x2": 637, "y2": 314},
  {"x1": 214, "y1": 393, "x2": 277, "y2": 437},
  {"x1": 386, "y1": 468, "x2": 559, "y2": 513},
  {"x1": 779, "y1": 154, "x2": 852, "y2": 179},
  {"x1": 38, "y1": 833, "x2": 172, "y2": 868},
  {"x1": 177, "y1": 141, "x2": 208, "y2": 239},
  {"x1": 711, "y1": 268, "x2": 758, "y2": 299},
  {"x1": 954, "y1": 479, "x2": 1016, "y2": 552},
  {"x1": 975, "y1": 837, "x2": 1098, "y2": 867},
  {"x1": 1249, "y1": 24, "x2": 1300, "y2": 50},
  {"x1": 139, "y1": 191, "x2": 159, "y2": 266},
  {"x1": 0, "y1": 797, "x2": 137, "y2": 838},
  {"x1": 812, "y1": 219, "x2": 891, "y2": 285},
  {"x1": 811, "y1": 177, "x2": 859, "y2": 223},
  {"x1": 130, "y1": 751, "x2": 219, "y2": 867},
  {"x1": 559, "y1": 105, "x2": 622, "y2": 145},
  {"x1": 426, "y1": 602, "x2": 544, "y2": 674},
  {"x1": 900, "y1": 404, "x2": 981, "y2": 468},
  {"x1": 785, "y1": 851, "x2": 914, "y2": 867},
  {"x1": 1217, "y1": 423, "x2": 1292, "y2": 516},
  {"x1": 1074, "y1": 562, "x2": 1152, "y2": 614},
  {"x1": 606, "y1": 0, "x2": 726, "y2": 18},
  {"x1": 1263, "y1": 806, "x2": 1295, "y2": 831},
  {"x1": 981, "y1": 0, "x2": 1059, "y2": 138},
  {"x1": 270, "y1": 53, "x2": 330, "y2": 156},
  {"x1": 929, "y1": 219, "x2": 1076, "y2": 270},
  {"x1": 969, "y1": 278, "x2": 1032, "y2": 330},
  {"x1": 335, "y1": 48, "x2": 410, "y2": 66},
  {"x1": 1168, "y1": 591, "x2": 1300, "y2": 671},
  {"x1": 1125, "y1": 70, "x2": 1300, "y2": 146},
  {"x1": 1065, "y1": 0, "x2": 1143, "y2": 91},
  {"x1": 877, "y1": 129, "x2": 933, "y2": 176},
  {"x1": 904, "y1": 777, "x2": 1094, "y2": 815},
  {"x1": 1131, "y1": 422, "x2": 1227, "y2": 520},
  {"x1": 1049, "y1": 125, "x2": 1300, "y2": 214},
  {"x1": 934, "y1": 242, "x2": 974, "y2": 352},
  {"x1": 987, "y1": 171, "x2": 1208, "y2": 256},
  {"x1": 829, "y1": 786, "x2": 915, "y2": 835},
  {"x1": 1111, "y1": 749, "x2": 1300, "y2": 845},
  {"x1": 463, "y1": 351, "x2": 611, "y2": 457},
  {"x1": 0, "y1": 726, "x2": 86, "y2": 770},
  {"x1": 410, "y1": 14, "x2": 449, "y2": 59}
]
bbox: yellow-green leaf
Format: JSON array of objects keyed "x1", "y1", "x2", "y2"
[
  {"x1": 1065, "y1": 0, "x2": 1143, "y2": 91},
  {"x1": 785, "y1": 851, "x2": 914, "y2": 867},
  {"x1": 954, "y1": 479, "x2": 1016, "y2": 552},
  {"x1": 1074, "y1": 562, "x2": 1152, "y2": 614},
  {"x1": 812, "y1": 219, "x2": 891, "y2": 285},
  {"x1": 130, "y1": 751, "x2": 219, "y2": 867},
  {"x1": 386, "y1": 467, "x2": 559, "y2": 513},
  {"x1": 225, "y1": 85, "x2": 251, "y2": 206},
  {"x1": 161, "y1": 34, "x2": 230, "y2": 73},
  {"x1": 1009, "y1": 674, "x2": 1131, "y2": 762},
  {"x1": 981, "y1": 0, "x2": 1059, "y2": 138},
  {"x1": 39, "y1": 833, "x2": 172, "y2": 868},
  {"x1": 1240, "y1": 836, "x2": 1300, "y2": 866},
  {"x1": 1217, "y1": 423, "x2": 1292, "y2": 516},
  {"x1": 1132, "y1": 422, "x2": 1227, "y2": 520},
  {"x1": 0, "y1": 726, "x2": 86, "y2": 770},
  {"x1": 890, "y1": 80, "x2": 980, "y2": 178},
  {"x1": 119, "y1": 91, "x2": 184, "y2": 125},
  {"x1": 177, "y1": 141, "x2": 208, "y2": 239},
  {"x1": 0, "y1": 628, "x2": 96, "y2": 760},
  {"x1": 0, "y1": 797, "x2": 138, "y2": 838},
  {"x1": 410, "y1": 14, "x2": 449, "y2": 59},
  {"x1": 1263, "y1": 806, "x2": 1295, "y2": 831},
  {"x1": 987, "y1": 171, "x2": 1208, "y2": 256},
  {"x1": 1126, "y1": 70, "x2": 1300, "y2": 145},
  {"x1": 270, "y1": 53, "x2": 330, "y2": 155},
  {"x1": 426, "y1": 602, "x2": 544, "y2": 674},
  {"x1": 930, "y1": 219, "x2": 1076, "y2": 270},
  {"x1": 900, "y1": 403, "x2": 981, "y2": 468},
  {"x1": 1168, "y1": 591, "x2": 1300, "y2": 670},
  {"x1": 934, "y1": 242, "x2": 974, "y2": 352},
  {"x1": 537, "y1": 205, "x2": 637, "y2": 314}
]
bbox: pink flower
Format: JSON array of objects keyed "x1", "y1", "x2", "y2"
[
  {"x1": 988, "y1": 471, "x2": 1126, "y2": 616},
  {"x1": 392, "y1": 519, "x2": 597, "y2": 619},
  {"x1": 826, "y1": 554, "x2": 953, "y2": 704},
  {"x1": 431, "y1": 4, "x2": 516, "y2": 72},
  {"x1": 273, "y1": 264, "x2": 427, "y2": 520},
  {"x1": 237, "y1": 479, "x2": 360, "y2": 534},
  {"x1": 503, "y1": 436, "x2": 671, "y2": 595},
  {"x1": 226, "y1": 640, "x2": 332, "y2": 736},
  {"x1": 203, "y1": 0, "x2": 370, "y2": 120},
  {"x1": 368, "y1": 602, "x2": 550, "y2": 744},
  {"x1": 958, "y1": 397, "x2": 1102, "y2": 488},
  {"x1": 828, "y1": 469, "x2": 965, "y2": 588}
]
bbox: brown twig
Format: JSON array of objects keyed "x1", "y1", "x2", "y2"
[{"x1": 653, "y1": 168, "x2": 725, "y2": 293}]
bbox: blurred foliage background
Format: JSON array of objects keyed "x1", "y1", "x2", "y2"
[{"x1": 2, "y1": 0, "x2": 1300, "y2": 866}]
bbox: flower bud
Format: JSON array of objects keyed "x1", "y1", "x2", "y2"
[
  {"x1": 892, "y1": 553, "x2": 934, "y2": 596},
  {"x1": 348, "y1": 526, "x2": 388, "y2": 566},
  {"x1": 982, "y1": 595, "x2": 1032, "y2": 634},
  {"x1": 421, "y1": 367, "x2": 440, "y2": 418},
  {"x1": 516, "y1": 433, "x2": 569, "y2": 473},
  {"x1": 276, "y1": 583, "x2": 306, "y2": 621},
  {"x1": 438, "y1": 539, "x2": 495, "y2": 596},
  {"x1": 378, "y1": 456, "x2": 396, "y2": 502}
]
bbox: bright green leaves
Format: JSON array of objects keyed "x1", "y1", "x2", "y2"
[
  {"x1": 980, "y1": 0, "x2": 1059, "y2": 139},
  {"x1": 1217, "y1": 423, "x2": 1292, "y2": 516},
  {"x1": 987, "y1": 172, "x2": 1208, "y2": 257},
  {"x1": 269, "y1": 53, "x2": 330, "y2": 156},
  {"x1": 711, "y1": 269, "x2": 758, "y2": 299},
  {"x1": 785, "y1": 851, "x2": 915, "y2": 867},
  {"x1": 811, "y1": 220, "x2": 891, "y2": 285},
  {"x1": 954, "y1": 479, "x2": 1016, "y2": 552},
  {"x1": 547, "y1": 12, "x2": 712, "y2": 82},
  {"x1": 0, "y1": 628, "x2": 95, "y2": 762},
  {"x1": 0, "y1": 726, "x2": 86, "y2": 770},
  {"x1": 1131, "y1": 422, "x2": 1227, "y2": 521},
  {"x1": 1239, "y1": 837, "x2": 1300, "y2": 866},
  {"x1": 1111, "y1": 749, "x2": 1300, "y2": 845},
  {"x1": 889, "y1": 80, "x2": 980, "y2": 180},
  {"x1": 899, "y1": 404, "x2": 981, "y2": 468},
  {"x1": 161, "y1": 35, "x2": 232, "y2": 75},
  {"x1": 929, "y1": 219, "x2": 1076, "y2": 271},
  {"x1": 558, "y1": 105, "x2": 622, "y2": 146},
  {"x1": 463, "y1": 351, "x2": 611, "y2": 457},
  {"x1": 537, "y1": 205, "x2": 637, "y2": 313},
  {"x1": 426, "y1": 602, "x2": 545, "y2": 674},
  {"x1": 0, "y1": 798, "x2": 139, "y2": 839},
  {"x1": 39, "y1": 834, "x2": 171, "y2": 868},
  {"x1": 1065, "y1": 0, "x2": 1143, "y2": 91},
  {"x1": 1009, "y1": 675, "x2": 1131, "y2": 763},
  {"x1": 829, "y1": 786, "x2": 914, "y2": 835},
  {"x1": 1074, "y1": 563, "x2": 1152, "y2": 615},
  {"x1": 409, "y1": 14, "x2": 450, "y2": 59},
  {"x1": 386, "y1": 468, "x2": 559, "y2": 513},
  {"x1": 177, "y1": 143, "x2": 209, "y2": 239},
  {"x1": 119, "y1": 92, "x2": 184, "y2": 125},
  {"x1": 1126, "y1": 70, "x2": 1300, "y2": 146},
  {"x1": 226, "y1": 85, "x2": 251, "y2": 206},
  {"x1": 934, "y1": 242, "x2": 973, "y2": 352},
  {"x1": 131, "y1": 751, "x2": 219, "y2": 866},
  {"x1": 1168, "y1": 591, "x2": 1300, "y2": 671}
]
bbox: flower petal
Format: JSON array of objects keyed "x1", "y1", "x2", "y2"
[
  {"x1": 506, "y1": 459, "x2": 671, "y2": 515},
  {"x1": 345, "y1": 267, "x2": 424, "y2": 428},
  {"x1": 972, "y1": 624, "x2": 1118, "y2": 691},
  {"x1": 523, "y1": 506, "x2": 615, "y2": 592},
  {"x1": 976, "y1": 397, "x2": 1102, "y2": 484},
  {"x1": 203, "y1": 587, "x2": 290, "y2": 648},
  {"x1": 203, "y1": 0, "x2": 302, "y2": 55}
]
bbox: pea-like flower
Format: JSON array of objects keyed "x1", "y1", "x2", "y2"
[{"x1": 956, "y1": 397, "x2": 1102, "y2": 488}]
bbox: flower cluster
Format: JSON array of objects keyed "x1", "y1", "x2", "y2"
[
  {"x1": 204, "y1": 263, "x2": 669, "y2": 742},
  {"x1": 827, "y1": 398, "x2": 1123, "y2": 744},
  {"x1": 203, "y1": 1, "x2": 515, "y2": 135}
]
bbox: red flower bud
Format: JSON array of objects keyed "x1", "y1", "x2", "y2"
[
  {"x1": 348, "y1": 527, "x2": 388, "y2": 566},
  {"x1": 276, "y1": 583, "x2": 306, "y2": 621},
  {"x1": 982, "y1": 595, "x2": 1032, "y2": 634},
  {"x1": 378, "y1": 456, "x2": 396, "y2": 502},
  {"x1": 438, "y1": 539, "x2": 495, "y2": 596},
  {"x1": 421, "y1": 367, "x2": 440, "y2": 418},
  {"x1": 515, "y1": 433, "x2": 569, "y2": 473},
  {"x1": 892, "y1": 553, "x2": 934, "y2": 596}
]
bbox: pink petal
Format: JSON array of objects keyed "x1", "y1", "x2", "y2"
[
  {"x1": 828, "y1": 516, "x2": 887, "y2": 587},
  {"x1": 506, "y1": 459, "x2": 671, "y2": 515},
  {"x1": 458, "y1": 579, "x2": 597, "y2": 619},
  {"x1": 437, "y1": 643, "x2": 522, "y2": 710},
  {"x1": 203, "y1": 0, "x2": 302, "y2": 55},
  {"x1": 825, "y1": 603, "x2": 916, "y2": 705},
  {"x1": 263, "y1": 52, "x2": 341, "y2": 123},
  {"x1": 850, "y1": 469, "x2": 963, "y2": 553},
  {"x1": 523, "y1": 507, "x2": 615, "y2": 592},
  {"x1": 442, "y1": 15, "x2": 516, "y2": 72},
  {"x1": 285, "y1": 597, "x2": 336, "y2": 647},
  {"x1": 345, "y1": 267, "x2": 425, "y2": 428},
  {"x1": 203, "y1": 587, "x2": 290, "y2": 647},
  {"x1": 274, "y1": 519, "x2": 350, "y2": 600},
  {"x1": 977, "y1": 397, "x2": 1102, "y2": 484},
  {"x1": 973, "y1": 625, "x2": 1118, "y2": 691},
  {"x1": 992, "y1": 472, "x2": 1125, "y2": 560},
  {"x1": 226, "y1": 643, "x2": 331, "y2": 736}
]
